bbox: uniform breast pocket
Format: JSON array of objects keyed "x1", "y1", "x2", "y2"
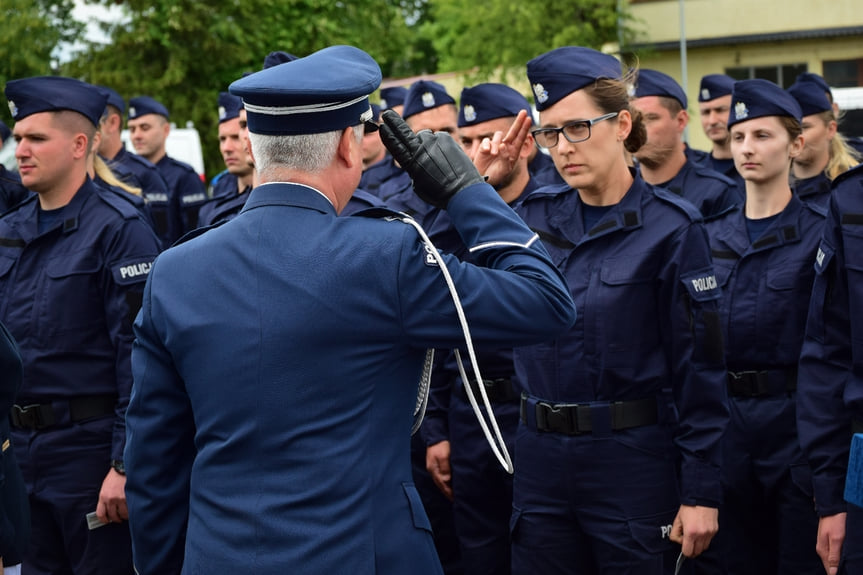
[
  {"x1": 599, "y1": 261, "x2": 659, "y2": 353},
  {"x1": 43, "y1": 251, "x2": 104, "y2": 335},
  {"x1": 762, "y1": 261, "x2": 813, "y2": 349}
]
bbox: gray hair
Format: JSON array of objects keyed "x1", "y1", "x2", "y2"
[{"x1": 250, "y1": 126, "x2": 363, "y2": 178}]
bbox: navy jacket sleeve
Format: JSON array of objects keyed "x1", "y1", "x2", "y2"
[{"x1": 798, "y1": 192, "x2": 854, "y2": 517}]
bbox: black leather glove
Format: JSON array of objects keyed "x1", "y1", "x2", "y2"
[{"x1": 379, "y1": 109, "x2": 485, "y2": 209}]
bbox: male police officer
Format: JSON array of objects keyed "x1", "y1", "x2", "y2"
[
  {"x1": 198, "y1": 92, "x2": 255, "y2": 227},
  {"x1": 128, "y1": 96, "x2": 207, "y2": 245},
  {"x1": 2, "y1": 76, "x2": 161, "y2": 574},
  {"x1": 123, "y1": 44, "x2": 575, "y2": 574},
  {"x1": 96, "y1": 87, "x2": 171, "y2": 245},
  {"x1": 696, "y1": 74, "x2": 744, "y2": 188},
  {"x1": 422, "y1": 82, "x2": 540, "y2": 575},
  {"x1": 359, "y1": 103, "x2": 407, "y2": 197},
  {"x1": 632, "y1": 69, "x2": 741, "y2": 219}
]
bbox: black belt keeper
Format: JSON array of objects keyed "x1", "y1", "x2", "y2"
[
  {"x1": 727, "y1": 368, "x2": 798, "y2": 398},
  {"x1": 10, "y1": 395, "x2": 117, "y2": 430},
  {"x1": 458, "y1": 377, "x2": 519, "y2": 404},
  {"x1": 523, "y1": 396, "x2": 658, "y2": 435}
]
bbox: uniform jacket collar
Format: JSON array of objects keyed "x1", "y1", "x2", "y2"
[
  {"x1": 6, "y1": 177, "x2": 96, "y2": 244},
  {"x1": 240, "y1": 182, "x2": 337, "y2": 216},
  {"x1": 713, "y1": 193, "x2": 806, "y2": 257}
]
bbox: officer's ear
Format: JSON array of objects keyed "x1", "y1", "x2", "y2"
[{"x1": 336, "y1": 126, "x2": 360, "y2": 170}]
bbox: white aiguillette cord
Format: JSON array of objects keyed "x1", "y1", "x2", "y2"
[{"x1": 400, "y1": 216, "x2": 514, "y2": 475}]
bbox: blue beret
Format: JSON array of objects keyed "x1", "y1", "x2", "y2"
[
  {"x1": 787, "y1": 80, "x2": 832, "y2": 117},
  {"x1": 263, "y1": 50, "x2": 299, "y2": 70},
  {"x1": 402, "y1": 80, "x2": 456, "y2": 120},
  {"x1": 370, "y1": 103, "x2": 381, "y2": 123},
  {"x1": 128, "y1": 96, "x2": 170, "y2": 120},
  {"x1": 0, "y1": 120, "x2": 10, "y2": 142},
  {"x1": 698, "y1": 74, "x2": 735, "y2": 102},
  {"x1": 727, "y1": 79, "x2": 802, "y2": 129},
  {"x1": 5, "y1": 76, "x2": 108, "y2": 127},
  {"x1": 795, "y1": 72, "x2": 831, "y2": 96},
  {"x1": 229, "y1": 45, "x2": 381, "y2": 136},
  {"x1": 458, "y1": 83, "x2": 531, "y2": 128},
  {"x1": 526, "y1": 47, "x2": 621, "y2": 112},
  {"x1": 634, "y1": 69, "x2": 687, "y2": 109},
  {"x1": 218, "y1": 91, "x2": 243, "y2": 123},
  {"x1": 97, "y1": 85, "x2": 125, "y2": 115},
  {"x1": 380, "y1": 86, "x2": 407, "y2": 110}
]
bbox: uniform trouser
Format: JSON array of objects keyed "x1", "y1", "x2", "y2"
[
  {"x1": 689, "y1": 394, "x2": 819, "y2": 575},
  {"x1": 412, "y1": 432, "x2": 464, "y2": 575},
  {"x1": 12, "y1": 417, "x2": 133, "y2": 575},
  {"x1": 448, "y1": 394, "x2": 518, "y2": 575},
  {"x1": 842, "y1": 503, "x2": 863, "y2": 573},
  {"x1": 510, "y1": 421, "x2": 680, "y2": 575}
]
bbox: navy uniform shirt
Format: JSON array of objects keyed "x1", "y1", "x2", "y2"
[
  {"x1": 528, "y1": 151, "x2": 565, "y2": 188},
  {"x1": 0, "y1": 166, "x2": 31, "y2": 214},
  {"x1": 514, "y1": 171, "x2": 729, "y2": 506},
  {"x1": 197, "y1": 186, "x2": 251, "y2": 228},
  {"x1": 685, "y1": 144, "x2": 711, "y2": 167},
  {"x1": 155, "y1": 155, "x2": 208, "y2": 243},
  {"x1": 208, "y1": 171, "x2": 237, "y2": 200},
  {"x1": 359, "y1": 155, "x2": 404, "y2": 198},
  {"x1": 341, "y1": 188, "x2": 386, "y2": 216},
  {"x1": 0, "y1": 178, "x2": 161, "y2": 462},
  {"x1": 793, "y1": 171, "x2": 832, "y2": 209},
  {"x1": 657, "y1": 158, "x2": 742, "y2": 219},
  {"x1": 103, "y1": 147, "x2": 174, "y2": 249},
  {"x1": 125, "y1": 181, "x2": 575, "y2": 572},
  {"x1": 378, "y1": 171, "x2": 440, "y2": 231},
  {"x1": 798, "y1": 164, "x2": 863, "y2": 516},
  {"x1": 93, "y1": 176, "x2": 156, "y2": 232}
]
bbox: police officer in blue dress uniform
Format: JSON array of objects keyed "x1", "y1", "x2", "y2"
[
  {"x1": 695, "y1": 74, "x2": 746, "y2": 188},
  {"x1": 0, "y1": 321, "x2": 30, "y2": 573},
  {"x1": 199, "y1": 92, "x2": 255, "y2": 227},
  {"x1": 1, "y1": 76, "x2": 161, "y2": 574},
  {"x1": 698, "y1": 78, "x2": 823, "y2": 575},
  {"x1": 632, "y1": 69, "x2": 741, "y2": 219},
  {"x1": 128, "y1": 96, "x2": 207, "y2": 245},
  {"x1": 360, "y1": 103, "x2": 407, "y2": 197},
  {"x1": 123, "y1": 44, "x2": 576, "y2": 574},
  {"x1": 96, "y1": 86, "x2": 171, "y2": 247},
  {"x1": 0, "y1": 121, "x2": 31, "y2": 214},
  {"x1": 511, "y1": 47, "x2": 729, "y2": 574},
  {"x1": 380, "y1": 86, "x2": 408, "y2": 117},
  {"x1": 421, "y1": 83, "x2": 539, "y2": 575},
  {"x1": 797, "y1": 162, "x2": 863, "y2": 575}
]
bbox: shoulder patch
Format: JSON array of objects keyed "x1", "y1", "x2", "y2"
[
  {"x1": 112, "y1": 256, "x2": 155, "y2": 285},
  {"x1": 681, "y1": 267, "x2": 721, "y2": 302},
  {"x1": 652, "y1": 185, "x2": 703, "y2": 222}
]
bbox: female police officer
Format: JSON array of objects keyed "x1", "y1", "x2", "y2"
[
  {"x1": 510, "y1": 46, "x2": 729, "y2": 574},
  {"x1": 701, "y1": 78, "x2": 823, "y2": 575}
]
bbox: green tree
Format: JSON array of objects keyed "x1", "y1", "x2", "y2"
[
  {"x1": 62, "y1": 0, "x2": 422, "y2": 178},
  {"x1": 422, "y1": 0, "x2": 638, "y2": 84}
]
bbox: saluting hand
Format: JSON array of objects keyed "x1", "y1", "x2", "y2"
[
  {"x1": 472, "y1": 110, "x2": 533, "y2": 189},
  {"x1": 670, "y1": 504, "x2": 718, "y2": 558}
]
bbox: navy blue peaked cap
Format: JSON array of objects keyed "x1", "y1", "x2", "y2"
[
  {"x1": 5, "y1": 76, "x2": 108, "y2": 126},
  {"x1": 728, "y1": 78, "x2": 802, "y2": 129},
  {"x1": 787, "y1": 80, "x2": 832, "y2": 117},
  {"x1": 634, "y1": 69, "x2": 687, "y2": 108},
  {"x1": 526, "y1": 47, "x2": 622, "y2": 112},
  {"x1": 402, "y1": 80, "x2": 456, "y2": 120},
  {"x1": 229, "y1": 45, "x2": 382, "y2": 136},
  {"x1": 380, "y1": 86, "x2": 408, "y2": 110},
  {"x1": 795, "y1": 72, "x2": 831, "y2": 97},
  {"x1": 218, "y1": 92, "x2": 243, "y2": 123},
  {"x1": 698, "y1": 74, "x2": 735, "y2": 102},
  {"x1": 128, "y1": 96, "x2": 170, "y2": 120},
  {"x1": 458, "y1": 83, "x2": 532, "y2": 127}
]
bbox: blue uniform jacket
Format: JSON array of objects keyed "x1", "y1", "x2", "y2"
[
  {"x1": 125, "y1": 181, "x2": 576, "y2": 574},
  {"x1": 0, "y1": 321, "x2": 29, "y2": 564},
  {"x1": 793, "y1": 171, "x2": 832, "y2": 209},
  {"x1": 528, "y1": 151, "x2": 565, "y2": 188},
  {"x1": 155, "y1": 155, "x2": 208, "y2": 242},
  {"x1": 0, "y1": 166, "x2": 31, "y2": 215},
  {"x1": 359, "y1": 155, "x2": 404, "y2": 198},
  {"x1": 208, "y1": 170, "x2": 237, "y2": 200},
  {"x1": 514, "y1": 172, "x2": 729, "y2": 506},
  {"x1": 0, "y1": 178, "x2": 161, "y2": 461},
  {"x1": 798, "y1": 164, "x2": 863, "y2": 516},
  {"x1": 197, "y1": 186, "x2": 252, "y2": 228},
  {"x1": 655, "y1": 158, "x2": 742, "y2": 220}
]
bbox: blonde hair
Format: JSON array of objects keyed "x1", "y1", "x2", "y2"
[{"x1": 94, "y1": 155, "x2": 142, "y2": 197}]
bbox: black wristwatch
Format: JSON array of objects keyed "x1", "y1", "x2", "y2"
[{"x1": 111, "y1": 459, "x2": 126, "y2": 475}]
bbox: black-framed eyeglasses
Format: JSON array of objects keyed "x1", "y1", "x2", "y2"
[{"x1": 532, "y1": 111, "x2": 619, "y2": 149}]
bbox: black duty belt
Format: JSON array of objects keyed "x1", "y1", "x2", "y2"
[
  {"x1": 457, "y1": 377, "x2": 519, "y2": 404},
  {"x1": 520, "y1": 395, "x2": 658, "y2": 436},
  {"x1": 10, "y1": 395, "x2": 117, "y2": 430},
  {"x1": 727, "y1": 369, "x2": 797, "y2": 398}
]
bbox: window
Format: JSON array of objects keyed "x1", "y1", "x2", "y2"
[
  {"x1": 823, "y1": 59, "x2": 863, "y2": 88},
  {"x1": 725, "y1": 64, "x2": 808, "y2": 88}
]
